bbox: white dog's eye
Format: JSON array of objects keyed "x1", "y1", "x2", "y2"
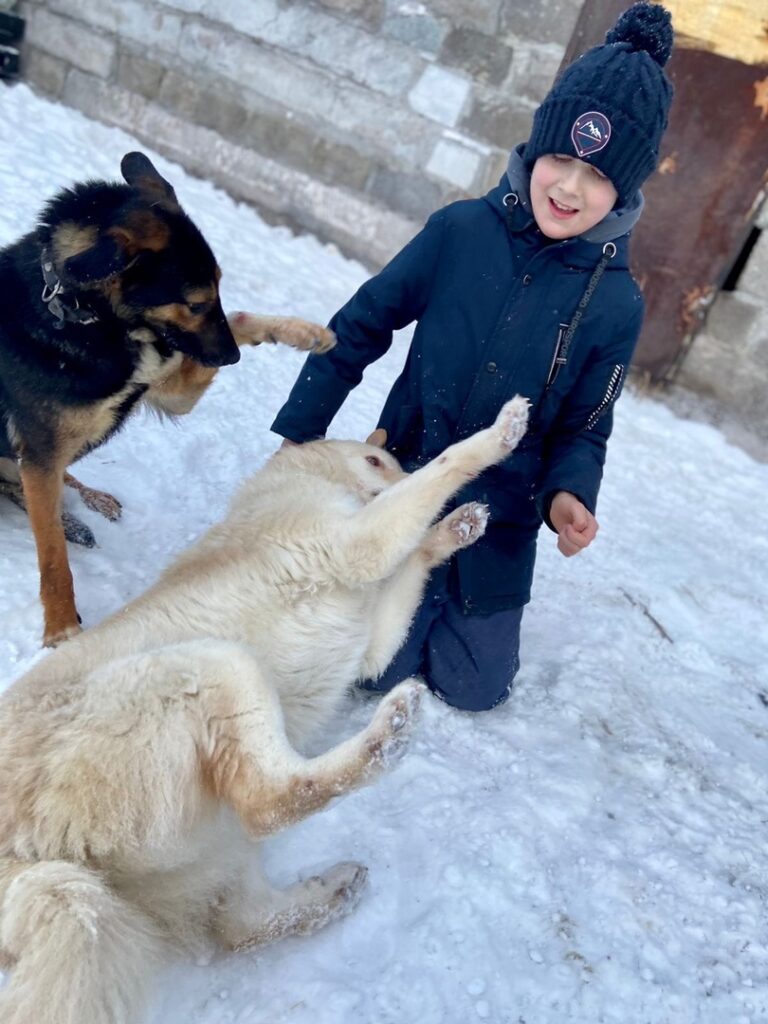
[{"x1": 365, "y1": 455, "x2": 382, "y2": 468}]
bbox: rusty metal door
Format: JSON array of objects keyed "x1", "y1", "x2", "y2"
[{"x1": 561, "y1": 0, "x2": 768, "y2": 380}]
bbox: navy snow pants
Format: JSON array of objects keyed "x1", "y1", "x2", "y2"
[{"x1": 358, "y1": 571, "x2": 523, "y2": 712}]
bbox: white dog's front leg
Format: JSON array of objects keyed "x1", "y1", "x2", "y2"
[
  {"x1": 361, "y1": 502, "x2": 489, "y2": 680},
  {"x1": 343, "y1": 396, "x2": 529, "y2": 583},
  {"x1": 360, "y1": 551, "x2": 432, "y2": 680}
]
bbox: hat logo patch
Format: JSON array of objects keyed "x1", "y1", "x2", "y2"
[{"x1": 571, "y1": 111, "x2": 612, "y2": 157}]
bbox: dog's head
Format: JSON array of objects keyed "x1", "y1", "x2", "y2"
[
  {"x1": 348, "y1": 435, "x2": 407, "y2": 501},
  {"x1": 42, "y1": 152, "x2": 239, "y2": 367},
  {"x1": 279, "y1": 432, "x2": 407, "y2": 502}
]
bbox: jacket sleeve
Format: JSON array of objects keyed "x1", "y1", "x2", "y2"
[
  {"x1": 271, "y1": 211, "x2": 445, "y2": 442},
  {"x1": 537, "y1": 300, "x2": 644, "y2": 529}
]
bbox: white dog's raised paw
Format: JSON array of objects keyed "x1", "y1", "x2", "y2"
[
  {"x1": 495, "y1": 395, "x2": 530, "y2": 450},
  {"x1": 365, "y1": 679, "x2": 424, "y2": 770},
  {"x1": 446, "y1": 501, "x2": 489, "y2": 547}
]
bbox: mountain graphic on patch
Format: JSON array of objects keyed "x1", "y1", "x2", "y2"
[{"x1": 571, "y1": 111, "x2": 612, "y2": 157}]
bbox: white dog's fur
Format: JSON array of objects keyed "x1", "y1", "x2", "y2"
[{"x1": 0, "y1": 396, "x2": 529, "y2": 1023}]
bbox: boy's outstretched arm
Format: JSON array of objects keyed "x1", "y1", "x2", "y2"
[{"x1": 271, "y1": 212, "x2": 446, "y2": 443}]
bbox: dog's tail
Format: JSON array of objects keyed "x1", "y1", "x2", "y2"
[{"x1": 0, "y1": 857, "x2": 165, "y2": 1024}]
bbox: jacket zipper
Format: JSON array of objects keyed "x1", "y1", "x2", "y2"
[{"x1": 584, "y1": 363, "x2": 624, "y2": 431}]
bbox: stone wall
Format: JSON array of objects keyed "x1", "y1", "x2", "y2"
[
  {"x1": 674, "y1": 199, "x2": 768, "y2": 453},
  {"x1": 16, "y1": 0, "x2": 581, "y2": 266}
]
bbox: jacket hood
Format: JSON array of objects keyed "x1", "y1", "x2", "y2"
[{"x1": 500, "y1": 144, "x2": 644, "y2": 245}]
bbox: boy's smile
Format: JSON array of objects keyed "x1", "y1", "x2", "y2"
[{"x1": 530, "y1": 154, "x2": 618, "y2": 240}]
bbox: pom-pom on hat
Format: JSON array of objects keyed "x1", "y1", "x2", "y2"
[{"x1": 523, "y1": 2, "x2": 674, "y2": 205}]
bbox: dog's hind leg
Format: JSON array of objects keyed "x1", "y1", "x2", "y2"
[
  {"x1": 200, "y1": 645, "x2": 423, "y2": 838},
  {"x1": 214, "y1": 858, "x2": 368, "y2": 951},
  {"x1": 2, "y1": 472, "x2": 97, "y2": 547},
  {"x1": 18, "y1": 461, "x2": 81, "y2": 646},
  {"x1": 0, "y1": 473, "x2": 25, "y2": 514},
  {"x1": 342, "y1": 396, "x2": 529, "y2": 584}
]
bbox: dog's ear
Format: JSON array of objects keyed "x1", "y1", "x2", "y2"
[
  {"x1": 54, "y1": 224, "x2": 131, "y2": 285},
  {"x1": 121, "y1": 151, "x2": 178, "y2": 205},
  {"x1": 64, "y1": 239, "x2": 127, "y2": 283},
  {"x1": 366, "y1": 428, "x2": 388, "y2": 448},
  {"x1": 110, "y1": 211, "x2": 171, "y2": 257}
]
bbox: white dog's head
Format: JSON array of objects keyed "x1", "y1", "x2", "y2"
[
  {"x1": 276, "y1": 434, "x2": 406, "y2": 503},
  {"x1": 344, "y1": 440, "x2": 406, "y2": 501}
]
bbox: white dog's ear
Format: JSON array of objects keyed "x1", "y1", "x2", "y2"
[{"x1": 366, "y1": 428, "x2": 387, "y2": 448}]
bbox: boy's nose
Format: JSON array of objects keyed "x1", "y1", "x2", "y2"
[
  {"x1": 560, "y1": 166, "x2": 581, "y2": 193},
  {"x1": 561, "y1": 163, "x2": 581, "y2": 188}
]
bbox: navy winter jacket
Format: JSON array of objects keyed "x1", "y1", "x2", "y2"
[{"x1": 272, "y1": 158, "x2": 644, "y2": 614}]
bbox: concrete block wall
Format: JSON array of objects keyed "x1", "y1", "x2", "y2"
[
  {"x1": 16, "y1": 0, "x2": 580, "y2": 267},
  {"x1": 676, "y1": 198, "x2": 768, "y2": 451}
]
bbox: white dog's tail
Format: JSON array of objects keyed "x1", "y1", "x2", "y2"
[{"x1": 0, "y1": 857, "x2": 165, "y2": 1024}]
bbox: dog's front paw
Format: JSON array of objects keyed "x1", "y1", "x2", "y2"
[
  {"x1": 494, "y1": 395, "x2": 530, "y2": 451},
  {"x1": 445, "y1": 501, "x2": 489, "y2": 547},
  {"x1": 423, "y1": 502, "x2": 489, "y2": 566},
  {"x1": 77, "y1": 485, "x2": 122, "y2": 522},
  {"x1": 228, "y1": 312, "x2": 336, "y2": 354},
  {"x1": 276, "y1": 318, "x2": 336, "y2": 354},
  {"x1": 365, "y1": 679, "x2": 424, "y2": 771}
]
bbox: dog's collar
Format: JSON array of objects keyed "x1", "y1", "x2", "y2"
[{"x1": 40, "y1": 248, "x2": 100, "y2": 329}]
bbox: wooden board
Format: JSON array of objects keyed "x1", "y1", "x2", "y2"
[{"x1": 662, "y1": 0, "x2": 768, "y2": 67}]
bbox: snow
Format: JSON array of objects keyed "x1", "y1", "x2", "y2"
[{"x1": 2, "y1": 82, "x2": 767, "y2": 1024}]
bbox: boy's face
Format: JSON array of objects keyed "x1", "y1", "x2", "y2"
[{"x1": 530, "y1": 154, "x2": 618, "y2": 240}]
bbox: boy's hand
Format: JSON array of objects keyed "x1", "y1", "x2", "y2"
[{"x1": 549, "y1": 491, "x2": 598, "y2": 557}]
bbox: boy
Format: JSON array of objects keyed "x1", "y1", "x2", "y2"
[{"x1": 272, "y1": 3, "x2": 674, "y2": 711}]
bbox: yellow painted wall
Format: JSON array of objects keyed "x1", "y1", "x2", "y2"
[{"x1": 661, "y1": 0, "x2": 768, "y2": 66}]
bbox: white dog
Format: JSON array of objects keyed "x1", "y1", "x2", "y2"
[{"x1": 0, "y1": 395, "x2": 529, "y2": 1023}]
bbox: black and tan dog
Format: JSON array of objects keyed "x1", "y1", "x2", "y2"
[{"x1": 0, "y1": 152, "x2": 334, "y2": 647}]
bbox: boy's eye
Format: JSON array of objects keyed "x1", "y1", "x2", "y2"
[{"x1": 552, "y1": 154, "x2": 572, "y2": 164}]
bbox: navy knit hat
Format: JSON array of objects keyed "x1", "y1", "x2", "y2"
[{"x1": 523, "y1": 2, "x2": 674, "y2": 205}]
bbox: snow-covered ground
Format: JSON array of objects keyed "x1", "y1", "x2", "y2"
[{"x1": 1, "y1": 82, "x2": 767, "y2": 1024}]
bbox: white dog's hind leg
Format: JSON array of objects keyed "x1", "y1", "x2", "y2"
[
  {"x1": 361, "y1": 502, "x2": 489, "y2": 679},
  {"x1": 210, "y1": 673, "x2": 424, "y2": 839},
  {"x1": 214, "y1": 860, "x2": 368, "y2": 951},
  {"x1": 342, "y1": 396, "x2": 529, "y2": 583}
]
